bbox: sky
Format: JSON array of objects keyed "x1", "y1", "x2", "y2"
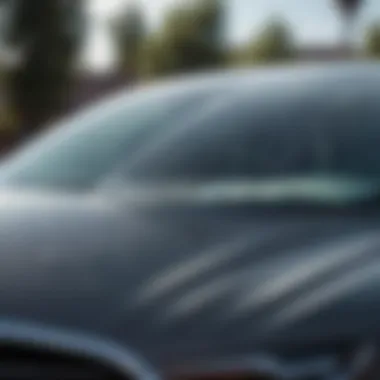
[{"x1": 85, "y1": 0, "x2": 380, "y2": 71}]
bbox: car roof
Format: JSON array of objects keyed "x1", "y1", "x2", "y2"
[
  {"x1": 62, "y1": 60, "x2": 379, "y2": 138},
  {"x1": 99, "y1": 61, "x2": 380, "y2": 111},
  {"x1": 139, "y1": 60, "x2": 380, "y2": 92}
]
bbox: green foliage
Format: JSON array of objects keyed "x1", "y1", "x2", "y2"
[
  {"x1": 226, "y1": 46, "x2": 248, "y2": 67},
  {"x1": 365, "y1": 22, "x2": 380, "y2": 58},
  {"x1": 190, "y1": 0, "x2": 225, "y2": 50},
  {"x1": 4, "y1": 0, "x2": 85, "y2": 137},
  {"x1": 0, "y1": 104, "x2": 21, "y2": 154},
  {"x1": 140, "y1": 0, "x2": 225, "y2": 78},
  {"x1": 247, "y1": 19, "x2": 295, "y2": 64},
  {"x1": 110, "y1": 3, "x2": 146, "y2": 77}
]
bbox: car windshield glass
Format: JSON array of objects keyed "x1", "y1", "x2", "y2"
[
  {"x1": 105, "y1": 79, "x2": 380, "y2": 206},
  {"x1": 0, "y1": 84, "x2": 212, "y2": 191}
]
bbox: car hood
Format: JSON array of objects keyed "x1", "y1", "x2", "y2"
[{"x1": 0, "y1": 190, "x2": 380, "y2": 368}]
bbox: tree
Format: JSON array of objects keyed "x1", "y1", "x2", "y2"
[
  {"x1": 191, "y1": 0, "x2": 224, "y2": 51},
  {"x1": 365, "y1": 22, "x2": 380, "y2": 58},
  {"x1": 248, "y1": 19, "x2": 295, "y2": 64},
  {"x1": 4, "y1": 0, "x2": 85, "y2": 138},
  {"x1": 110, "y1": 2, "x2": 146, "y2": 78},
  {"x1": 140, "y1": 0, "x2": 225, "y2": 78},
  {"x1": 334, "y1": 0, "x2": 364, "y2": 48}
]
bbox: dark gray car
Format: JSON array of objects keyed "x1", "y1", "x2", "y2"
[{"x1": 1, "y1": 63, "x2": 380, "y2": 380}]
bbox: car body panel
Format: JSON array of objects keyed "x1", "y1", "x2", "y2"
[
  {"x1": 1, "y1": 64, "x2": 380, "y2": 372},
  {"x1": 0, "y1": 190, "x2": 380, "y2": 369}
]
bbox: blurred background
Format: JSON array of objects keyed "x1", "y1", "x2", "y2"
[{"x1": 0, "y1": 0, "x2": 377, "y2": 154}]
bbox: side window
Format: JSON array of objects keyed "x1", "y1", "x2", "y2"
[{"x1": 122, "y1": 91, "x2": 316, "y2": 182}]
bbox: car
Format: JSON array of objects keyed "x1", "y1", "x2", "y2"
[{"x1": 0, "y1": 62, "x2": 380, "y2": 380}]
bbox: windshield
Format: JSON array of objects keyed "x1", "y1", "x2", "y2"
[
  {"x1": 104, "y1": 81, "x2": 380, "y2": 206},
  {"x1": 2, "y1": 75, "x2": 380, "y2": 207},
  {"x1": 0, "y1": 84, "x2": 211, "y2": 191}
]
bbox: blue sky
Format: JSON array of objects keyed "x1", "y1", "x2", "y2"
[{"x1": 86, "y1": 0, "x2": 380, "y2": 70}]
